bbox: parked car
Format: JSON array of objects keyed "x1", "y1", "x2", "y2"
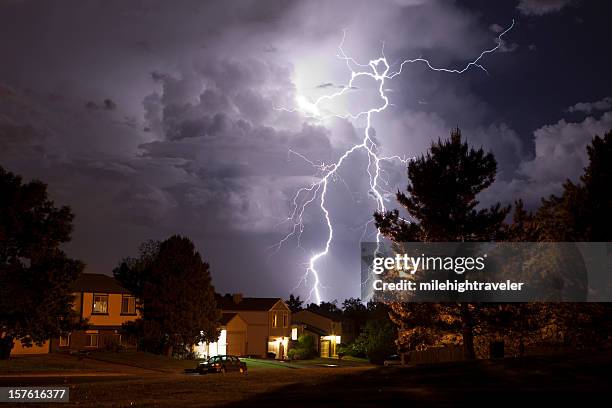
[
  {"x1": 196, "y1": 355, "x2": 247, "y2": 374},
  {"x1": 383, "y1": 354, "x2": 402, "y2": 366}
]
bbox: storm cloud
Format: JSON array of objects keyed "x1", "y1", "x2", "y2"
[{"x1": 1, "y1": 0, "x2": 611, "y2": 301}]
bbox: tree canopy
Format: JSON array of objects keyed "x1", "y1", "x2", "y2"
[
  {"x1": 114, "y1": 235, "x2": 221, "y2": 356},
  {"x1": 0, "y1": 167, "x2": 83, "y2": 359},
  {"x1": 375, "y1": 128, "x2": 509, "y2": 360}
]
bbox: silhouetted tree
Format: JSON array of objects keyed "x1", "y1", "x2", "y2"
[
  {"x1": 352, "y1": 318, "x2": 397, "y2": 364},
  {"x1": 286, "y1": 294, "x2": 304, "y2": 313},
  {"x1": 505, "y1": 130, "x2": 612, "y2": 349},
  {"x1": 307, "y1": 300, "x2": 342, "y2": 319},
  {"x1": 0, "y1": 167, "x2": 83, "y2": 359},
  {"x1": 375, "y1": 128, "x2": 510, "y2": 359},
  {"x1": 342, "y1": 298, "x2": 367, "y2": 341},
  {"x1": 114, "y1": 235, "x2": 221, "y2": 356},
  {"x1": 535, "y1": 130, "x2": 612, "y2": 241}
]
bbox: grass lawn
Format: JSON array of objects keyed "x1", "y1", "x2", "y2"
[
  {"x1": 1, "y1": 352, "x2": 371, "y2": 376},
  {"x1": 0, "y1": 354, "x2": 113, "y2": 373},
  {"x1": 240, "y1": 357, "x2": 372, "y2": 370},
  {"x1": 87, "y1": 351, "x2": 198, "y2": 373},
  {"x1": 240, "y1": 358, "x2": 298, "y2": 370},
  {"x1": 289, "y1": 356, "x2": 372, "y2": 368},
  {"x1": 15, "y1": 350, "x2": 609, "y2": 407},
  {"x1": 3, "y1": 351, "x2": 612, "y2": 406},
  {"x1": 65, "y1": 367, "x2": 370, "y2": 407}
]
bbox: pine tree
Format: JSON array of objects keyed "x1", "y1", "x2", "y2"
[{"x1": 374, "y1": 128, "x2": 509, "y2": 359}]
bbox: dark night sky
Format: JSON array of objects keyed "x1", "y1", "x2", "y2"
[{"x1": 1, "y1": 0, "x2": 611, "y2": 302}]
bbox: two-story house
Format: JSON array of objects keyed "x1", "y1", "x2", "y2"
[
  {"x1": 195, "y1": 294, "x2": 292, "y2": 359},
  {"x1": 10, "y1": 273, "x2": 139, "y2": 356},
  {"x1": 52, "y1": 273, "x2": 140, "y2": 351}
]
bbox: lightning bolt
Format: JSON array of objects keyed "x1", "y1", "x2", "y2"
[{"x1": 273, "y1": 20, "x2": 515, "y2": 304}]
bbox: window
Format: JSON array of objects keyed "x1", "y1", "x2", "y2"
[
  {"x1": 291, "y1": 327, "x2": 298, "y2": 341},
  {"x1": 59, "y1": 334, "x2": 70, "y2": 347},
  {"x1": 92, "y1": 294, "x2": 108, "y2": 314},
  {"x1": 272, "y1": 313, "x2": 278, "y2": 328},
  {"x1": 283, "y1": 313, "x2": 288, "y2": 328},
  {"x1": 86, "y1": 334, "x2": 99, "y2": 348},
  {"x1": 121, "y1": 295, "x2": 136, "y2": 315}
]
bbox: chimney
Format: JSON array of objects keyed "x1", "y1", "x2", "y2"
[{"x1": 232, "y1": 293, "x2": 243, "y2": 304}]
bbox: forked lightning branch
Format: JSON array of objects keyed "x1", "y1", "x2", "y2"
[{"x1": 272, "y1": 20, "x2": 515, "y2": 303}]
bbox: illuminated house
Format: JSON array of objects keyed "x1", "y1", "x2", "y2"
[
  {"x1": 194, "y1": 313, "x2": 248, "y2": 358},
  {"x1": 292, "y1": 310, "x2": 342, "y2": 358},
  {"x1": 214, "y1": 294, "x2": 292, "y2": 359},
  {"x1": 10, "y1": 273, "x2": 140, "y2": 356}
]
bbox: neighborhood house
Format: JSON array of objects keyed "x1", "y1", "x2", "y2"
[
  {"x1": 10, "y1": 273, "x2": 140, "y2": 356},
  {"x1": 9, "y1": 276, "x2": 343, "y2": 361},
  {"x1": 195, "y1": 294, "x2": 292, "y2": 359},
  {"x1": 292, "y1": 310, "x2": 343, "y2": 358}
]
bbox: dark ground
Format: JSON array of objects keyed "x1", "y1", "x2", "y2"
[
  {"x1": 222, "y1": 351, "x2": 612, "y2": 408},
  {"x1": 2, "y1": 351, "x2": 611, "y2": 407}
]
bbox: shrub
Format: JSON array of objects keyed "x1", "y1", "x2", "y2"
[{"x1": 289, "y1": 334, "x2": 317, "y2": 360}]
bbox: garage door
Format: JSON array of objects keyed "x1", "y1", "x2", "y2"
[
  {"x1": 227, "y1": 331, "x2": 246, "y2": 356},
  {"x1": 320, "y1": 340, "x2": 330, "y2": 357}
]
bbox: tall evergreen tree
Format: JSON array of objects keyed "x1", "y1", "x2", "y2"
[
  {"x1": 114, "y1": 235, "x2": 221, "y2": 356},
  {"x1": 0, "y1": 167, "x2": 83, "y2": 359},
  {"x1": 374, "y1": 128, "x2": 509, "y2": 359}
]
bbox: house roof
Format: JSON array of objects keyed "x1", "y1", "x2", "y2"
[
  {"x1": 220, "y1": 313, "x2": 238, "y2": 325},
  {"x1": 218, "y1": 296, "x2": 284, "y2": 311},
  {"x1": 294, "y1": 309, "x2": 343, "y2": 323},
  {"x1": 299, "y1": 323, "x2": 327, "y2": 336},
  {"x1": 72, "y1": 273, "x2": 131, "y2": 294}
]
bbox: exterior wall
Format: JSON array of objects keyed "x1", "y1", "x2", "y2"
[
  {"x1": 49, "y1": 291, "x2": 139, "y2": 353},
  {"x1": 194, "y1": 315, "x2": 249, "y2": 358},
  {"x1": 292, "y1": 311, "x2": 342, "y2": 338},
  {"x1": 226, "y1": 316, "x2": 248, "y2": 356},
  {"x1": 224, "y1": 300, "x2": 292, "y2": 358},
  {"x1": 51, "y1": 329, "x2": 129, "y2": 352},
  {"x1": 10, "y1": 339, "x2": 50, "y2": 355},
  {"x1": 80, "y1": 292, "x2": 139, "y2": 326},
  {"x1": 268, "y1": 302, "x2": 292, "y2": 338},
  {"x1": 229, "y1": 311, "x2": 268, "y2": 357},
  {"x1": 292, "y1": 311, "x2": 342, "y2": 359}
]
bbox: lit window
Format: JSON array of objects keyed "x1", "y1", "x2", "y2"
[
  {"x1": 121, "y1": 295, "x2": 136, "y2": 315},
  {"x1": 283, "y1": 313, "x2": 288, "y2": 327},
  {"x1": 272, "y1": 313, "x2": 278, "y2": 328},
  {"x1": 92, "y1": 294, "x2": 108, "y2": 314},
  {"x1": 291, "y1": 328, "x2": 298, "y2": 340},
  {"x1": 86, "y1": 334, "x2": 99, "y2": 347},
  {"x1": 59, "y1": 334, "x2": 70, "y2": 347}
]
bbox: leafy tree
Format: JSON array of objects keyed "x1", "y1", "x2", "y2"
[
  {"x1": 307, "y1": 300, "x2": 342, "y2": 319},
  {"x1": 286, "y1": 294, "x2": 304, "y2": 313},
  {"x1": 352, "y1": 318, "x2": 397, "y2": 364},
  {"x1": 288, "y1": 334, "x2": 317, "y2": 360},
  {"x1": 112, "y1": 239, "x2": 159, "y2": 298},
  {"x1": 505, "y1": 130, "x2": 612, "y2": 349},
  {"x1": 534, "y1": 130, "x2": 612, "y2": 241},
  {"x1": 0, "y1": 167, "x2": 83, "y2": 359},
  {"x1": 374, "y1": 128, "x2": 509, "y2": 359},
  {"x1": 342, "y1": 298, "x2": 367, "y2": 341},
  {"x1": 114, "y1": 235, "x2": 221, "y2": 356}
]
